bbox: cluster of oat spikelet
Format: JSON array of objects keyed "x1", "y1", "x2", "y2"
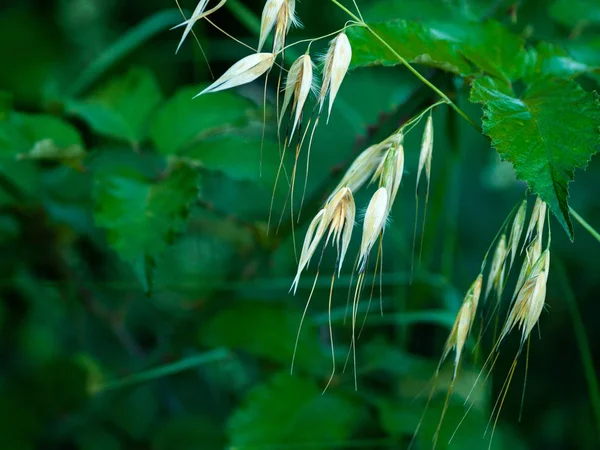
[{"x1": 173, "y1": 0, "x2": 553, "y2": 389}]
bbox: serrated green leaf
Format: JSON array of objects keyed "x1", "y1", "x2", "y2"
[
  {"x1": 68, "y1": 67, "x2": 163, "y2": 145},
  {"x1": 0, "y1": 112, "x2": 83, "y2": 158},
  {"x1": 228, "y1": 372, "x2": 362, "y2": 448},
  {"x1": 200, "y1": 302, "x2": 327, "y2": 373},
  {"x1": 471, "y1": 77, "x2": 600, "y2": 238},
  {"x1": 550, "y1": 0, "x2": 600, "y2": 28},
  {"x1": 347, "y1": 19, "x2": 528, "y2": 82},
  {"x1": 94, "y1": 163, "x2": 199, "y2": 264},
  {"x1": 347, "y1": 20, "x2": 472, "y2": 75},
  {"x1": 150, "y1": 85, "x2": 256, "y2": 155}
]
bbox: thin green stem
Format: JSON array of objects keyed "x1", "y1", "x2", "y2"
[
  {"x1": 330, "y1": 0, "x2": 362, "y2": 22},
  {"x1": 570, "y1": 207, "x2": 600, "y2": 244},
  {"x1": 364, "y1": 25, "x2": 480, "y2": 132},
  {"x1": 99, "y1": 348, "x2": 230, "y2": 391},
  {"x1": 328, "y1": 0, "x2": 480, "y2": 133},
  {"x1": 555, "y1": 258, "x2": 600, "y2": 443}
]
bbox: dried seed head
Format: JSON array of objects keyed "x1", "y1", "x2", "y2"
[
  {"x1": 509, "y1": 199, "x2": 527, "y2": 268},
  {"x1": 373, "y1": 142, "x2": 404, "y2": 210},
  {"x1": 330, "y1": 133, "x2": 403, "y2": 198},
  {"x1": 442, "y1": 274, "x2": 483, "y2": 377},
  {"x1": 173, "y1": 0, "x2": 227, "y2": 54},
  {"x1": 501, "y1": 250, "x2": 550, "y2": 346},
  {"x1": 280, "y1": 54, "x2": 314, "y2": 139},
  {"x1": 512, "y1": 234, "x2": 542, "y2": 301},
  {"x1": 258, "y1": 0, "x2": 299, "y2": 53},
  {"x1": 416, "y1": 114, "x2": 434, "y2": 192},
  {"x1": 357, "y1": 187, "x2": 389, "y2": 273},
  {"x1": 524, "y1": 197, "x2": 547, "y2": 245},
  {"x1": 485, "y1": 234, "x2": 507, "y2": 300},
  {"x1": 291, "y1": 188, "x2": 355, "y2": 293},
  {"x1": 319, "y1": 32, "x2": 352, "y2": 123},
  {"x1": 197, "y1": 53, "x2": 275, "y2": 96}
]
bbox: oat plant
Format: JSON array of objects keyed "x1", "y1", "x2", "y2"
[{"x1": 172, "y1": 0, "x2": 600, "y2": 446}]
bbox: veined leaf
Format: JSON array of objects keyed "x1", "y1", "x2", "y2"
[
  {"x1": 347, "y1": 19, "x2": 528, "y2": 82},
  {"x1": 471, "y1": 77, "x2": 600, "y2": 238},
  {"x1": 228, "y1": 372, "x2": 362, "y2": 447},
  {"x1": 93, "y1": 162, "x2": 200, "y2": 284},
  {"x1": 67, "y1": 67, "x2": 163, "y2": 146}
]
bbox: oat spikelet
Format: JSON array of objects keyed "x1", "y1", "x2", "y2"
[
  {"x1": 508, "y1": 200, "x2": 527, "y2": 268},
  {"x1": 513, "y1": 235, "x2": 542, "y2": 301},
  {"x1": 485, "y1": 234, "x2": 507, "y2": 300},
  {"x1": 415, "y1": 114, "x2": 434, "y2": 192},
  {"x1": 280, "y1": 54, "x2": 314, "y2": 139},
  {"x1": 258, "y1": 0, "x2": 299, "y2": 53},
  {"x1": 319, "y1": 32, "x2": 352, "y2": 123},
  {"x1": 357, "y1": 187, "x2": 388, "y2": 273},
  {"x1": 501, "y1": 250, "x2": 550, "y2": 347},
  {"x1": 196, "y1": 53, "x2": 275, "y2": 96},
  {"x1": 524, "y1": 197, "x2": 547, "y2": 246},
  {"x1": 372, "y1": 141, "x2": 404, "y2": 209},
  {"x1": 173, "y1": 0, "x2": 227, "y2": 54},
  {"x1": 291, "y1": 188, "x2": 355, "y2": 293},
  {"x1": 442, "y1": 275, "x2": 483, "y2": 378},
  {"x1": 331, "y1": 133, "x2": 403, "y2": 196}
]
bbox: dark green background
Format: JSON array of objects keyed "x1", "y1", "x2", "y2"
[{"x1": 1, "y1": 0, "x2": 599, "y2": 449}]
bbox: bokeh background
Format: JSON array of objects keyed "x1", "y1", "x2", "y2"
[{"x1": 1, "y1": 0, "x2": 599, "y2": 449}]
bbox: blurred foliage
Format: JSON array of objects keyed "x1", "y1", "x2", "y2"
[{"x1": 0, "y1": 0, "x2": 599, "y2": 450}]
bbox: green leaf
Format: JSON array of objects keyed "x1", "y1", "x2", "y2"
[
  {"x1": 67, "y1": 67, "x2": 163, "y2": 146},
  {"x1": 150, "y1": 85, "x2": 256, "y2": 155},
  {"x1": 550, "y1": 0, "x2": 600, "y2": 28},
  {"x1": 0, "y1": 112, "x2": 83, "y2": 158},
  {"x1": 347, "y1": 19, "x2": 528, "y2": 82},
  {"x1": 364, "y1": 0, "x2": 488, "y2": 22},
  {"x1": 525, "y1": 42, "x2": 596, "y2": 81},
  {"x1": 228, "y1": 372, "x2": 362, "y2": 448},
  {"x1": 471, "y1": 77, "x2": 600, "y2": 238},
  {"x1": 93, "y1": 162, "x2": 200, "y2": 272},
  {"x1": 182, "y1": 134, "x2": 280, "y2": 183},
  {"x1": 347, "y1": 20, "x2": 472, "y2": 76},
  {"x1": 200, "y1": 302, "x2": 327, "y2": 374}
]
